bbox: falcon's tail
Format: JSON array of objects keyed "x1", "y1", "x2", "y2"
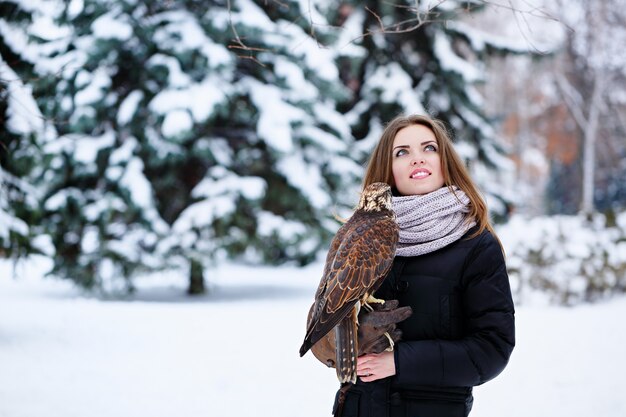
[
  {"x1": 299, "y1": 339, "x2": 312, "y2": 357},
  {"x1": 335, "y1": 306, "x2": 358, "y2": 384}
]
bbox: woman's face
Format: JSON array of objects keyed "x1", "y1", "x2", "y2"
[{"x1": 391, "y1": 124, "x2": 445, "y2": 196}]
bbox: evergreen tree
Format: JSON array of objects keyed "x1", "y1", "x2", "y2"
[
  {"x1": 0, "y1": 0, "x2": 47, "y2": 258},
  {"x1": 4, "y1": 0, "x2": 526, "y2": 292},
  {"x1": 330, "y1": 0, "x2": 530, "y2": 218},
  {"x1": 36, "y1": 0, "x2": 360, "y2": 293}
]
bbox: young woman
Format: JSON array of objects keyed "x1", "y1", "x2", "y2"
[{"x1": 333, "y1": 114, "x2": 515, "y2": 417}]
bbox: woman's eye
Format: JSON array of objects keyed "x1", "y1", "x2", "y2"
[
  {"x1": 395, "y1": 149, "x2": 408, "y2": 157},
  {"x1": 425, "y1": 144, "x2": 437, "y2": 152}
]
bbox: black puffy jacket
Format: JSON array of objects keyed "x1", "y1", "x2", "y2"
[{"x1": 333, "y1": 227, "x2": 516, "y2": 417}]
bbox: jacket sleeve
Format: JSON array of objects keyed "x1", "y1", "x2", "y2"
[{"x1": 392, "y1": 232, "x2": 516, "y2": 387}]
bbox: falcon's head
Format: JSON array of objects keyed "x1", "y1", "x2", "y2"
[{"x1": 357, "y1": 182, "x2": 393, "y2": 212}]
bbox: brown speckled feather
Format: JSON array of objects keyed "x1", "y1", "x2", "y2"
[{"x1": 300, "y1": 208, "x2": 398, "y2": 360}]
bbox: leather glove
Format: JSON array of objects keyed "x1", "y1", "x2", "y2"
[{"x1": 307, "y1": 300, "x2": 412, "y2": 368}]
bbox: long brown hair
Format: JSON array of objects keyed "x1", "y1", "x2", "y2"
[{"x1": 362, "y1": 114, "x2": 502, "y2": 248}]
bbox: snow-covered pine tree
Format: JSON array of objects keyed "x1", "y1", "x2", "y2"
[
  {"x1": 0, "y1": 71, "x2": 39, "y2": 258},
  {"x1": 38, "y1": 0, "x2": 360, "y2": 293},
  {"x1": 30, "y1": 0, "x2": 170, "y2": 291},
  {"x1": 0, "y1": 0, "x2": 49, "y2": 258},
  {"x1": 329, "y1": 0, "x2": 533, "y2": 219}
]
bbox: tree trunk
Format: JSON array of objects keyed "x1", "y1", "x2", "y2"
[
  {"x1": 187, "y1": 258, "x2": 206, "y2": 295},
  {"x1": 580, "y1": 75, "x2": 605, "y2": 217}
]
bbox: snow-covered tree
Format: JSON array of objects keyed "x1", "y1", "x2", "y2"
[
  {"x1": 0, "y1": 0, "x2": 49, "y2": 258},
  {"x1": 551, "y1": 0, "x2": 626, "y2": 216},
  {"x1": 4, "y1": 0, "x2": 545, "y2": 293},
  {"x1": 330, "y1": 0, "x2": 535, "y2": 218},
  {"x1": 36, "y1": 0, "x2": 361, "y2": 293},
  {"x1": 0, "y1": 71, "x2": 39, "y2": 258}
]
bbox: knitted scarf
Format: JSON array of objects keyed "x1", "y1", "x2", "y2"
[{"x1": 391, "y1": 186, "x2": 476, "y2": 257}]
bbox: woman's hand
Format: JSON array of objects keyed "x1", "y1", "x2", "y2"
[{"x1": 356, "y1": 351, "x2": 396, "y2": 382}]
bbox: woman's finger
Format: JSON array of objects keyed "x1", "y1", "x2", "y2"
[
  {"x1": 359, "y1": 372, "x2": 378, "y2": 382},
  {"x1": 357, "y1": 353, "x2": 377, "y2": 364}
]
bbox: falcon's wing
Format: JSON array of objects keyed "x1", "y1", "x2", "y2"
[
  {"x1": 300, "y1": 214, "x2": 397, "y2": 356},
  {"x1": 313, "y1": 218, "x2": 351, "y2": 302}
]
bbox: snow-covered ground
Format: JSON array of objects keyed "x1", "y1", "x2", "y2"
[{"x1": 1, "y1": 257, "x2": 625, "y2": 417}]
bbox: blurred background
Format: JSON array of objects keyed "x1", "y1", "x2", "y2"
[{"x1": 1, "y1": 0, "x2": 625, "y2": 416}]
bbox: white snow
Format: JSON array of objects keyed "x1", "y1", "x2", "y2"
[
  {"x1": 150, "y1": 9, "x2": 232, "y2": 69},
  {"x1": 274, "y1": 20, "x2": 339, "y2": 82},
  {"x1": 67, "y1": 0, "x2": 84, "y2": 18},
  {"x1": 0, "y1": 20, "x2": 30, "y2": 58},
  {"x1": 0, "y1": 208, "x2": 29, "y2": 240},
  {"x1": 117, "y1": 91, "x2": 144, "y2": 126},
  {"x1": 91, "y1": 12, "x2": 133, "y2": 41},
  {"x1": 245, "y1": 77, "x2": 307, "y2": 153},
  {"x1": 119, "y1": 157, "x2": 169, "y2": 235},
  {"x1": 230, "y1": 0, "x2": 276, "y2": 32},
  {"x1": 452, "y1": 140, "x2": 478, "y2": 161},
  {"x1": 433, "y1": 30, "x2": 483, "y2": 83},
  {"x1": 277, "y1": 154, "x2": 331, "y2": 209},
  {"x1": 0, "y1": 56, "x2": 45, "y2": 135},
  {"x1": 172, "y1": 197, "x2": 234, "y2": 234},
  {"x1": 335, "y1": 8, "x2": 367, "y2": 56},
  {"x1": 497, "y1": 214, "x2": 626, "y2": 305},
  {"x1": 109, "y1": 137, "x2": 137, "y2": 165},
  {"x1": 81, "y1": 226, "x2": 100, "y2": 253},
  {"x1": 0, "y1": 257, "x2": 625, "y2": 417},
  {"x1": 192, "y1": 169, "x2": 266, "y2": 202},
  {"x1": 83, "y1": 196, "x2": 125, "y2": 222},
  {"x1": 294, "y1": 0, "x2": 327, "y2": 28},
  {"x1": 120, "y1": 158, "x2": 151, "y2": 210},
  {"x1": 44, "y1": 187, "x2": 85, "y2": 211},
  {"x1": 273, "y1": 56, "x2": 318, "y2": 101},
  {"x1": 106, "y1": 227, "x2": 150, "y2": 265},
  {"x1": 205, "y1": 138, "x2": 233, "y2": 166},
  {"x1": 74, "y1": 68, "x2": 111, "y2": 107},
  {"x1": 162, "y1": 109, "x2": 193, "y2": 138},
  {"x1": 365, "y1": 63, "x2": 426, "y2": 114},
  {"x1": 313, "y1": 102, "x2": 351, "y2": 140},
  {"x1": 446, "y1": 20, "x2": 547, "y2": 54},
  {"x1": 298, "y1": 126, "x2": 346, "y2": 152},
  {"x1": 0, "y1": 167, "x2": 30, "y2": 240},
  {"x1": 145, "y1": 127, "x2": 184, "y2": 158},
  {"x1": 74, "y1": 130, "x2": 116, "y2": 164},
  {"x1": 147, "y1": 54, "x2": 192, "y2": 88},
  {"x1": 171, "y1": 168, "x2": 266, "y2": 234},
  {"x1": 148, "y1": 76, "x2": 228, "y2": 124},
  {"x1": 257, "y1": 211, "x2": 307, "y2": 240}
]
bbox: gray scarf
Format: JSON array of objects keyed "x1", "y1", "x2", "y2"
[{"x1": 392, "y1": 186, "x2": 476, "y2": 257}]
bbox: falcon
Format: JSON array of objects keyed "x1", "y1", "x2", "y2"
[{"x1": 299, "y1": 182, "x2": 399, "y2": 384}]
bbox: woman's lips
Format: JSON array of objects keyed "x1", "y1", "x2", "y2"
[{"x1": 410, "y1": 168, "x2": 431, "y2": 179}]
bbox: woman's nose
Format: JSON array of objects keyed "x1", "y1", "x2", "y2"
[{"x1": 411, "y1": 157, "x2": 425, "y2": 165}]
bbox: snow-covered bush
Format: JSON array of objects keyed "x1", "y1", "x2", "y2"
[{"x1": 498, "y1": 213, "x2": 626, "y2": 305}]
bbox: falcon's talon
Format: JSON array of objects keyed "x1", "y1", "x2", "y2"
[
  {"x1": 384, "y1": 331, "x2": 395, "y2": 351},
  {"x1": 363, "y1": 295, "x2": 385, "y2": 312},
  {"x1": 366, "y1": 295, "x2": 386, "y2": 305},
  {"x1": 362, "y1": 302, "x2": 375, "y2": 313}
]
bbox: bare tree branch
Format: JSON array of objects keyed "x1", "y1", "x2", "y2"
[
  {"x1": 226, "y1": 0, "x2": 269, "y2": 66},
  {"x1": 555, "y1": 73, "x2": 588, "y2": 131}
]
